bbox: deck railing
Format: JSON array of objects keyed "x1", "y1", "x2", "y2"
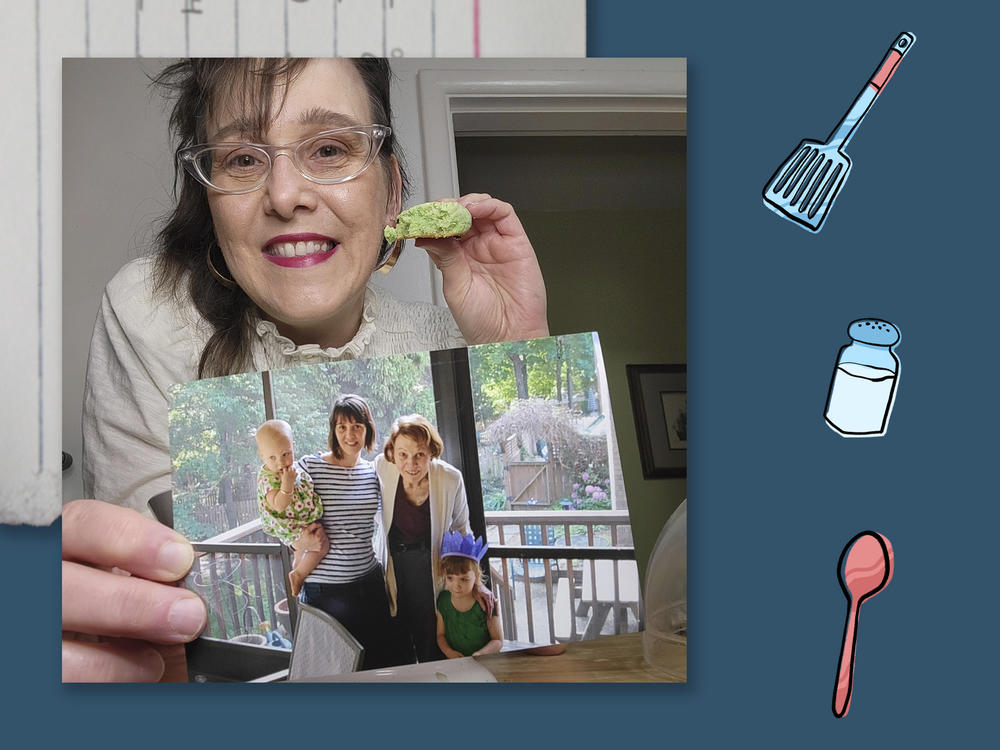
[
  {"x1": 190, "y1": 510, "x2": 641, "y2": 647},
  {"x1": 484, "y1": 510, "x2": 642, "y2": 644},
  {"x1": 188, "y1": 522, "x2": 296, "y2": 643}
]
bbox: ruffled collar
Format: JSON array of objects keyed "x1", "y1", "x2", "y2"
[{"x1": 253, "y1": 285, "x2": 379, "y2": 363}]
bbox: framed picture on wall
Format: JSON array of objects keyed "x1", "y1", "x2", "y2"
[{"x1": 626, "y1": 364, "x2": 686, "y2": 479}]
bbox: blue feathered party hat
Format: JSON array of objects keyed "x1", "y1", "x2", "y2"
[{"x1": 440, "y1": 530, "x2": 489, "y2": 562}]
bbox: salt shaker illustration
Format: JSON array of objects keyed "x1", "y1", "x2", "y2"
[{"x1": 824, "y1": 319, "x2": 900, "y2": 436}]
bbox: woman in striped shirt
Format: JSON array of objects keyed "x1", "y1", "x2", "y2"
[{"x1": 295, "y1": 394, "x2": 405, "y2": 670}]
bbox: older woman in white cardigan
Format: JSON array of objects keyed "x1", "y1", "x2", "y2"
[{"x1": 374, "y1": 414, "x2": 492, "y2": 663}]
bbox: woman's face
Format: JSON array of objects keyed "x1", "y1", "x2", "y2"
[
  {"x1": 334, "y1": 416, "x2": 368, "y2": 460},
  {"x1": 392, "y1": 434, "x2": 432, "y2": 484},
  {"x1": 205, "y1": 59, "x2": 401, "y2": 344}
]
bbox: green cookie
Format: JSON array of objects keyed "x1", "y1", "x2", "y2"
[{"x1": 384, "y1": 201, "x2": 472, "y2": 244}]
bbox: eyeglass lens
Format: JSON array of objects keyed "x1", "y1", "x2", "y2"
[{"x1": 196, "y1": 129, "x2": 378, "y2": 191}]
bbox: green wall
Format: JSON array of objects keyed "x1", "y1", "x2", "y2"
[
  {"x1": 457, "y1": 133, "x2": 687, "y2": 589},
  {"x1": 520, "y1": 207, "x2": 686, "y2": 587}
]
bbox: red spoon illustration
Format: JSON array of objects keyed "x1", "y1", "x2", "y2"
[{"x1": 833, "y1": 531, "x2": 894, "y2": 718}]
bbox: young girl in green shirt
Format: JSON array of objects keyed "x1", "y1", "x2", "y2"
[{"x1": 435, "y1": 532, "x2": 503, "y2": 658}]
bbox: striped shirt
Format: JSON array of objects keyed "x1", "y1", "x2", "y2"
[{"x1": 298, "y1": 454, "x2": 381, "y2": 584}]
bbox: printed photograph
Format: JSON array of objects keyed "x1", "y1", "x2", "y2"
[{"x1": 169, "y1": 333, "x2": 670, "y2": 682}]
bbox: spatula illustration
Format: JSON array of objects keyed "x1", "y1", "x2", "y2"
[{"x1": 763, "y1": 32, "x2": 915, "y2": 232}]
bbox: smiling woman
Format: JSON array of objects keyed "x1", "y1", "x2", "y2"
[
  {"x1": 295, "y1": 394, "x2": 406, "y2": 670},
  {"x1": 64, "y1": 57, "x2": 548, "y2": 682},
  {"x1": 197, "y1": 60, "x2": 402, "y2": 351},
  {"x1": 373, "y1": 413, "x2": 493, "y2": 664}
]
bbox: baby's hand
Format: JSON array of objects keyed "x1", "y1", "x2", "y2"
[{"x1": 279, "y1": 464, "x2": 298, "y2": 488}]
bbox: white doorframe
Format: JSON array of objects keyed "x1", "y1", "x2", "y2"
[{"x1": 415, "y1": 60, "x2": 687, "y2": 305}]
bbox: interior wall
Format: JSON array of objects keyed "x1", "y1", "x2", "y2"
[
  {"x1": 456, "y1": 134, "x2": 687, "y2": 584},
  {"x1": 62, "y1": 59, "x2": 175, "y2": 502}
]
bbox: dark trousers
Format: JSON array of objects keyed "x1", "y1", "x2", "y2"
[
  {"x1": 391, "y1": 547, "x2": 445, "y2": 663},
  {"x1": 301, "y1": 564, "x2": 409, "y2": 669}
]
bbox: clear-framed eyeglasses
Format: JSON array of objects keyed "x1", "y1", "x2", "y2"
[{"x1": 177, "y1": 124, "x2": 390, "y2": 194}]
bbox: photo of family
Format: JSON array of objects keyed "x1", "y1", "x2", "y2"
[{"x1": 170, "y1": 332, "x2": 665, "y2": 682}]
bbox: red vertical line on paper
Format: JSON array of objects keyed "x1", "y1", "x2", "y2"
[
  {"x1": 234, "y1": 0, "x2": 240, "y2": 57},
  {"x1": 383, "y1": 0, "x2": 387, "y2": 56},
  {"x1": 431, "y1": 0, "x2": 436, "y2": 57},
  {"x1": 34, "y1": 0, "x2": 43, "y2": 468},
  {"x1": 135, "y1": 0, "x2": 141, "y2": 56},
  {"x1": 84, "y1": 0, "x2": 90, "y2": 55},
  {"x1": 333, "y1": 0, "x2": 338, "y2": 57},
  {"x1": 473, "y1": 0, "x2": 480, "y2": 57}
]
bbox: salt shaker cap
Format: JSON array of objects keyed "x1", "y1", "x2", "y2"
[{"x1": 847, "y1": 318, "x2": 900, "y2": 347}]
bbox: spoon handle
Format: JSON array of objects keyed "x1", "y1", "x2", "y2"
[{"x1": 833, "y1": 600, "x2": 861, "y2": 717}]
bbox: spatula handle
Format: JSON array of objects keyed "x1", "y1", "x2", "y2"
[{"x1": 828, "y1": 32, "x2": 915, "y2": 149}]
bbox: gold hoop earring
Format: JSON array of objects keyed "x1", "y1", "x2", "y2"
[
  {"x1": 206, "y1": 245, "x2": 236, "y2": 288},
  {"x1": 376, "y1": 239, "x2": 403, "y2": 275}
]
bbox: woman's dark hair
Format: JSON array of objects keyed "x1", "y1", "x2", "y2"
[
  {"x1": 328, "y1": 394, "x2": 377, "y2": 459},
  {"x1": 151, "y1": 58, "x2": 410, "y2": 378}
]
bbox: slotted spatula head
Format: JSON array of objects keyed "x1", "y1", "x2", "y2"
[{"x1": 763, "y1": 138, "x2": 851, "y2": 232}]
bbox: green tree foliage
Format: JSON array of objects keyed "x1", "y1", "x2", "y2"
[
  {"x1": 470, "y1": 333, "x2": 599, "y2": 424},
  {"x1": 168, "y1": 374, "x2": 266, "y2": 540},
  {"x1": 168, "y1": 353, "x2": 436, "y2": 540},
  {"x1": 469, "y1": 333, "x2": 608, "y2": 513},
  {"x1": 270, "y1": 352, "x2": 435, "y2": 457},
  {"x1": 168, "y1": 373, "x2": 265, "y2": 490}
]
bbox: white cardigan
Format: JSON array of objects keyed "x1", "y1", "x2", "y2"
[{"x1": 373, "y1": 455, "x2": 470, "y2": 615}]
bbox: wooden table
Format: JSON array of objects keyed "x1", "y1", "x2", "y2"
[
  {"x1": 578, "y1": 560, "x2": 641, "y2": 639},
  {"x1": 476, "y1": 631, "x2": 685, "y2": 683},
  {"x1": 298, "y1": 631, "x2": 685, "y2": 683}
]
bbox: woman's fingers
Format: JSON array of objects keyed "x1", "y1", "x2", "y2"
[
  {"x1": 61, "y1": 500, "x2": 203, "y2": 682},
  {"x1": 63, "y1": 561, "x2": 207, "y2": 643},
  {"x1": 62, "y1": 499, "x2": 195, "y2": 581},
  {"x1": 461, "y1": 195, "x2": 527, "y2": 237},
  {"x1": 475, "y1": 584, "x2": 496, "y2": 617},
  {"x1": 157, "y1": 643, "x2": 191, "y2": 682},
  {"x1": 62, "y1": 636, "x2": 166, "y2": 683}
]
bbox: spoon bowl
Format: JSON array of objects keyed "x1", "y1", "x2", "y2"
[
  {"x1": 840, "y1": 531, "x2": 893, "y2": 602},
  {"x1": 833, "y1": 531, "x2": 893, "y2": 717}
]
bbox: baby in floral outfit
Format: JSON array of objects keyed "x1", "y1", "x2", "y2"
[{"x1": 255, "y1": 419, "x2": 329, "y2": 597}]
